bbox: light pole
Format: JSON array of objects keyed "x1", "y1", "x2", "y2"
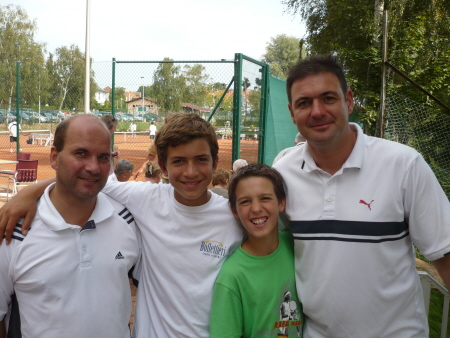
[{"x1": 141, "y1": 76, "x2": 144, "y2": 117}]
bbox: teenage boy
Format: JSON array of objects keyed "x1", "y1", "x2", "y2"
[
  {"x1": 0, "y1": 113, "x2": 243, "y2": 338},
  {"x1": 210, "y1": 163, "x2": 303, "y2": 337}
]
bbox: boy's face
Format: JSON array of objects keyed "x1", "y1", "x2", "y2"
[
  {"x1": 159, "y1": 138, "x2": 217, "y2": 207},
  {"x1": 231, "y1": 176, "x2": 285, "y2": 241}
]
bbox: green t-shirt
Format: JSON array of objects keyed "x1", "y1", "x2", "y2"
[{"x1": 210, "y1": 231, "x2": 303, "y2": 337}]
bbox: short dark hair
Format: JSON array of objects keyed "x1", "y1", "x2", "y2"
[
  {"x1": 228, "y1": 163, "x2": 286, "y2": 213},
  {"x1": 286, "y1": 54, "x2": 348, "y2": 104},
  {"x1": 155, "y1": 113, "x2": 218, "y2": 166},
  {"x1": 53, "y1": 114, "x2": 105, "y2": 152},
  {"x1": 100, "y1": 114, "x2": 118, "y2": 131}
]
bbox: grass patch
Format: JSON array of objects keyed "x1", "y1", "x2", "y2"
[{"x1": 429, "y1": 288, "x2": 450, "y2": 337}]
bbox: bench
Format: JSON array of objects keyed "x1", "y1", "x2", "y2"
[{"x1": 32, "y1": 133, "x2": 54, "y2": 146}]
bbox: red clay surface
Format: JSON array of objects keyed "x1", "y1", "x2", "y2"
[{"x1": 0, "y1": 133, "x2": 259, "y2": 182}]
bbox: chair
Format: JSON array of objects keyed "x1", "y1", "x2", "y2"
[
  {"x1": 0, "y1": 153, "x2": 31, "y2": 176},
  {"x1": 4, "y1": 160, "x2": 38, "y2": 199},
  {"x1": 17, "y1": 152, "x2": 31, "y2": 161}
]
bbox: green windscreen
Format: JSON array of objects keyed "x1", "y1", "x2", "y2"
[{"x1": 263, "y1": 75, "x2": 298, "y2": 165}]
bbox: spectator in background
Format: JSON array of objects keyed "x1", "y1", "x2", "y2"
[
  {"x1": 8, "y1": 118, "x2": 22, "y2": 153},
  {"x1": 232, "y1": 159, "x2": 248, "y2": 174},
  {"x1": 272, "y1": 132, "x2": 306, "y2": 165},
  {"x1": 143, "y1": 161, "x2": 162, "y2": 184},
  {"x1": 149, "y1": 121, "x2": 157, "y2": 140},
  {"x1": 109, "y1": 159, "x2": 135, "y2": 182},
  {"x1": 129, "y1": 122, "x2": 137, "y2": 138},
  {"x1": 210, "y1": 168, "x2": 230, "y2": 198}
]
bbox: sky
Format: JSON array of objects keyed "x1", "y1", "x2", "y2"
[{"x1": 8, "y1": 0, "x2": 306, "y2": 63}]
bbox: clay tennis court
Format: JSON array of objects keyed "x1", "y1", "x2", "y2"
[{"x1": 0, "y1": 132, "x2": 259, "y2": 202}]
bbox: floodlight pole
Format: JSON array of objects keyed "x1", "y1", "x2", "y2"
[
  {"x1": 141, "y1": 77, "x2": 144, "y2": 116},
  {"x1": 84, "y1": 0, "x2": 91, "y2": 114}
]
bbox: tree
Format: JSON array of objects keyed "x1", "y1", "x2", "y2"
[
  {"x1": 149, "y1": 58, "x2": 186, "y2": 112},
  {"x1": 261, "y1": 34, "x2": 305, "y2": 79},
  {"x1": 0, "y1": 5, "x2": 47, "y2": 118},
  {"x1": 47, "y1": 44, "x2": 96, "y2": 111},
  {"x1": 282, "y1": 0, "x2": 450, "y2": 132},
  {"x1": 182, "y1": 64, "x2": 210, "y2": 107},
  {"x1": 110, "y1": 86, "x2": 126, "y2": 109}
]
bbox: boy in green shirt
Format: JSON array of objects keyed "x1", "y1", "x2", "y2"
[{"x1": 211, "y1": 163, "x2": 303, "y2": 337}]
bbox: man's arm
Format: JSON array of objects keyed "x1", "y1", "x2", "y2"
[
  {"x1": 0, "y1": 178, "x2": 55, "y2": 244},
  {"x1": 433, "y1": 254, "x2": 450, "y2": 290}
]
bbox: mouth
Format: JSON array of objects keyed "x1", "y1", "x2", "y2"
[
  {"x1": 251, "y1": 216, "x2": 268, "y2": 227},
  {"x1": 181, "y1": 180, "x2": 202, "y2": 189},
  {"x1": 310, "y1": 122, "x2": 331, "y2": 130},
  {"x1": 80, "y1": 177, "x2": 99, "y2": 183}
]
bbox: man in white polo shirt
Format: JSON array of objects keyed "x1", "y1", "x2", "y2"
[
  {"x1": 274, "y1": 54, "x2": 450, "y2": 337},
  {"x1": 0, "y1": 114, "x2": 139, "y2": 337}
]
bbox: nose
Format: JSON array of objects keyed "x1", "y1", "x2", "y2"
[
  {"x1": 85, "y1": 156, "x2": 101, "y2": 174},
  {"x1": 185, "y1": 161, "x2": 198, "y2": 177},
  {"x1": 250, "y1": 200, "x2": 262, "y2": 213},
  {"x1": 310, "y1": 99, "x2": 326, "y2": 118}
]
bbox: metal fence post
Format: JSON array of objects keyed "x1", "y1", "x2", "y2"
[
  {"x1": 16, "y1": 61, "x2": 21, "y2": 154},
  {"x1": 232, "y1": 53, "x2": 243, "y2": 164}
]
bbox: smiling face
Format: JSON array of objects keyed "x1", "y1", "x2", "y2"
[
  {"x1": 159, "y1": 137, "x2": 217, "y2": 207},
  {"x1": 231, "y1": 176, "x2": 285, "y2": 241},
  {"x1": 288, "y1": 72, "x2": 354, "y2": 150},
  {"x1": 50, "y1": 117, "x2": 111, "y2": 205}
]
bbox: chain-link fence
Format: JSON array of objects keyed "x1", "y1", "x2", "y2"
[
  {"x1": 383, "y1": 66, "x2": 450, "y2": 199},
  {"x1": 1, "y1": 55, "x2": 288, "y2": 188}
]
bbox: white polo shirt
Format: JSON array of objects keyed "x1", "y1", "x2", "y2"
[
  {"x1": 0, "y1": 184, "x2": 140, "y2": 338},
  {"x1": 274, "y1": 123, "x2": 450, "y2": 338},
  {"x1": 102, "y1": 181, "x2": 243, "y2": 338}
]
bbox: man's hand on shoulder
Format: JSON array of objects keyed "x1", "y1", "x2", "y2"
[{"x1": 0, "y1": 178, "x2": 55, "y2": 244}]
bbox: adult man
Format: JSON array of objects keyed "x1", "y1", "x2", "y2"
[
  {"x1": 273, "y1": 55, "x2": 450, "y2": 337},
  {"x1": 110, "y1": 158, "x2": 135, "y2": 182},
  {"x1": 0, "y1": 115, "x2": 139, "y2": 337},
  {"x1": 8, "y1": 119, "x2": 22, "y2": 153}
]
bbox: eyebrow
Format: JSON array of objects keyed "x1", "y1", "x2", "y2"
[{"x1": 294, "y1": 90, "x2": 340, "y2": 105}]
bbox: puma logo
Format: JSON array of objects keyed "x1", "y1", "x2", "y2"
[{"x1": 359, "y1": 199, "x2": 374, "y2": 211}]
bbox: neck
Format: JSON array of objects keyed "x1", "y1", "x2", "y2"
[
  {"x1": 49, "y1": 186, "x2": 97, "y2": 227},
  {"x1": 309, "y1": 126, "x2": 357, "y2": 175},
  {"x1": 241, "y1": 233, "x2": 279, "y2": 256}
]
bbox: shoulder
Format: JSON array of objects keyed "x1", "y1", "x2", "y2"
[
  {"x1": 216, "y1": 247, "x2": 244, "y2": 279},
  {"x1": 364, "y1": 135, "x2": 421, "y2": 165},
  {"x1": 104, "y1": 194, "x2": 136, "y2": 224}
]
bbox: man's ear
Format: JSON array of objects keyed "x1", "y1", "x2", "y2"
[
  {"x1": 158, "y1": 161, "x2": 168, "y2": 178},
  {"x1": 288, "y1": 103, "x2": 295, "y2": 124},
  {"x1": 50, "y1": 146, "x2": 58, "y2": 170},
  {"x1": 346, "y1": 89, "x2": 355, "y2": 116}
]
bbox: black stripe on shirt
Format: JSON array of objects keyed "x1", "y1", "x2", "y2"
[
  {"x1": 4, "y1": 225, "x2": 26, "y2": 242},
  {"x1": 291, "y1": 219, "x2": 409, "y2": 243}
]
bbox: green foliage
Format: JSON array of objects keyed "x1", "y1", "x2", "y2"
[
  {"x1": 147, "y1": 58, "x2": 211, "y2": 112},
  {"x1": 0, "y1": 5, "x2": 46, "y2": 118},
  {"x1": 282, "y1": 0, "x2": 450, "y2": 133},
  {"x1": 262, "y1": 34, "x2": 305, "y2": 79}
]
